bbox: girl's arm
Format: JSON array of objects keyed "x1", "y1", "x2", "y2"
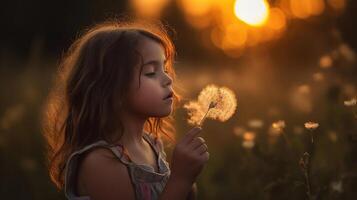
[
  {"x1": 159, "y1": 126, "x2": 208, "y2": 200},
  {"x1": 77, "y1": 148, "x2": 136, "y2": 200},
  {"x1": 159, "y1": 174, "x2": 194, "y2": 200},
  {"x1": 159, "y1": 178, "x2": 197, "y2": 200}
]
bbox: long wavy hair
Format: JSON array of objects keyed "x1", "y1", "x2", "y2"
[{"x1": 41, "y1": 18, "x2": 181, "y2": 190}]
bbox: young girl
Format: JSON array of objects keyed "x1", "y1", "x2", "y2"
[{"x1": 41, "y1": 18, "x2": 209, "y2": 200}]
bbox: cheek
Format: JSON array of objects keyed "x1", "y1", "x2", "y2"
[
  {"x1": 137, "y1": 79, "x2": 161, "y2": 100},
  {"x1": 128, "y1": 79, "x2": 163, "y2": 112}
]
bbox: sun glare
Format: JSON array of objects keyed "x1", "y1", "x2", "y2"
[{"x1": 234, "y1": 0, "x2": 270, "y2": 27}]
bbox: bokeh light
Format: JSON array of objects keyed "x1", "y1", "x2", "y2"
[{"x1": 234, "y1": 0, "x2": 270, "y2": 27}]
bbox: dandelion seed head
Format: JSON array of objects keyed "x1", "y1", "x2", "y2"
[
  {"x1": 184, "y1": 84, "x2": 237, "y2": 125},
  {"x1": 304, "y1": 121, "x2": 319, "y2": 130},
  {"x1": 272, "y1": 120, "x2": 285, "y2": 132},
  {"x1": 344, "y1": 97, "x2": 357, "y2": 107}
]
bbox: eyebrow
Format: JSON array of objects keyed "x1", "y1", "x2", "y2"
[{"x1": 142, "y1": 58, "x2": 168, "y2": 68}]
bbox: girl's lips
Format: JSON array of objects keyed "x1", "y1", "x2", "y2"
[
  {"x1": 163, "y1": 91, "x2": 173, "y2": 100},
  {"x1": 164, "y1": 97, "x2": 173, "y2": 103}
]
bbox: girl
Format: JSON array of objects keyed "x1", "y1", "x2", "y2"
[{"x1": 41, "y1": 18, "x2": 209, "y2": 200}]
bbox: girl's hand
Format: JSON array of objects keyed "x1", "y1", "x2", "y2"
[{"x1": 170, "y1": 126, "x2": 209, "y2": 184}]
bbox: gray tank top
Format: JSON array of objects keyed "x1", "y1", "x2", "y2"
[{"x1": 64, "y1": 132, "x2": 171, "y2": 200}]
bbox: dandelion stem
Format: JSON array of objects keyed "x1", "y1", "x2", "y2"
[
  {"x1": 300, "y1": 152, "x2": 313, "y2": 200},
  {"x1": 309, "y1": 131, "x2": 314, "y2": 144},
  {"x1": 304, "y1": 165, "x2": 313, "y2": 200},
  {"x1": 198, "y1": 107, "x2": 210, "y2": 127},
  {"x1": 300, "y1": 128, "x2": 317, "y2": 200},
  {"x1": 198, "y1": 101, "x2": 217, "y2": 127}
]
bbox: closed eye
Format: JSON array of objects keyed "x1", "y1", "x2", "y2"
[{"x1": 145, "y1": 72, "x2": 156, "y2": 76}]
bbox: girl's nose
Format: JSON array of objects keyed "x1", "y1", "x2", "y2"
[{"x1": 163, "y1": 73, "x2": 173, "y2": 87}]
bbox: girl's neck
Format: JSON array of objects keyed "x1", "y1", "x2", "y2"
[{"x1": 115, "y1": 109, "x2": 148, "y2": 147}]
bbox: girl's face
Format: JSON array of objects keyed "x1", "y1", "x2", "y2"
[{"x1": 125, "y1": 36, "x2": 173, "y2": 118}]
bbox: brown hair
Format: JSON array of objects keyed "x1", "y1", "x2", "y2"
[{"x1": 41, "y1": 17, "x2": 181, "y2": 190}]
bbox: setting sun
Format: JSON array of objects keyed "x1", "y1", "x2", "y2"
[{"x1": 234, "y1": 0, "x2": 270, "y2": 27}]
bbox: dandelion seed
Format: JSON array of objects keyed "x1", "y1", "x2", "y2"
[
  {"x1": 272, "y1": 120, "x2": 285, "y2": 132},
  {"x1": 304, "y1": 121, "x2": 319, "y2": 143},
  {"x1": 184, "y1": 84, "x2": 237, "y2": 127},
  {"x1": 344, "y1": 97, "x2": 356, "y2": 106},
  {"x1": 344, "y1": 97, "x2": 357, "y2": 120},
  {"x1": 304, "y1": 122, "x2": 319, "y2": 130},
  {"x1": 271, "y1": 120, "x2": 292, "y2": 148}
]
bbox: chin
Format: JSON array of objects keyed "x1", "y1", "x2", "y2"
[{"x1": 151, "y1": 107, "x2": 172, "y2": 118}]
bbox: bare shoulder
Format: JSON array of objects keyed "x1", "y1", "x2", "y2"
[{"x1": 77, "y1": 147, "x2": 136, "y2": 200}]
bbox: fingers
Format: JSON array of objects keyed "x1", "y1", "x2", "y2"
[
  {"x1": 201, "y1": 152, "x2": 209, "y2": 162},
  {"x1": 189, "y1": 137, "x2": 206, "y2": 150},
  {"x1": 195, "y1": 143, "x2": 208, "y2": 155},
  {"x1": 182, "y1": 126, "x2": 202, "y2": 144}
]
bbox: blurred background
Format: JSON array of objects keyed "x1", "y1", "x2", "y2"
[{"x1": 1, "y1": 0, "x2": 357, "y2": 199}]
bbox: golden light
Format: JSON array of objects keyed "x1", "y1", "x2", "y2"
[
  {"x1": 266, "y1": 8, "x2": 286, "y2": 31},
  {"x1": 131, "y1": 0, "x2": 169, "y2": 18},
  {"x1": 328, "y1": 0, "x2": 346, "y2": 11},
  {"x1": 178, "y1": 0, "x2": 213, "y2": 17},
  {"x1": 243, "y1": 131, "x2": 256, "y2": 141},
  {"x1": 234, "y1": 0, "x2": 270, "y2": 27},
  {"x1": 177, "y1": 0, "x2": 345, "y2": 58},
  {"x1": 290, "y1": 0, "x2": 325, "y2": 19}
]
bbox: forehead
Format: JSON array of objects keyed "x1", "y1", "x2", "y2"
[{"x1": 136, "y1": 36, "x2": 166, "y2": 63}]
